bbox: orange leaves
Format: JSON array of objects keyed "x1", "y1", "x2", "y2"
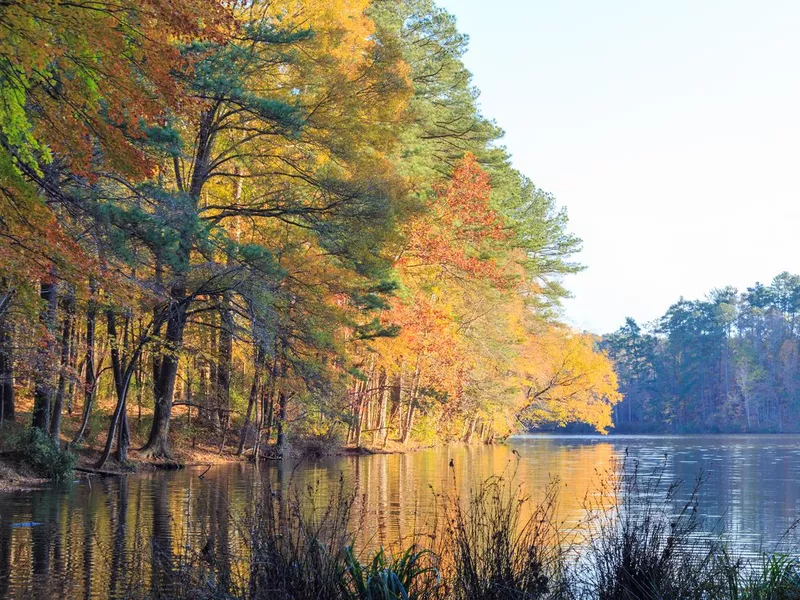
[
  {"x1": 364, "y1": 155, "x2": 521, "y2": 413},
  {"x1": 437, "y1": 155, "x2": 506, "y2": 241},
  {"x1": 0, "y1": 0, "x2": 231, "y2": 178},
  {"x1": 0, "y1": 0, "x2": 233, "y2": 299},
  {"x1": 398, "y1": 154, "x2": 513, "y2": 288}
]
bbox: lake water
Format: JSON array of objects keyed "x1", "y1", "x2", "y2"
[{"x1": 2, "y1": 434, "x2": 800, "y2": 598}]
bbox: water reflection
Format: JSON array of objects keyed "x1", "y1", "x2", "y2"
[{"x1": 1, "y1": 435, "x2": 800, "y2": 598}]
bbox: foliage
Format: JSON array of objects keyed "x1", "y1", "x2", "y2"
[
  {"x1": 438, "y1": 473, "x2": 565, "y2": 599},
  {"x1": 519, "y1": 327, "x2": 622, "y2": 434},
  {"x1": 5, "y1": 426, "x2": 76, "y2": 480},
  {"x1": 0, "y1": 0, "x2": 617, "y2": 462},
  {"x1": 605, "y1": 272, "x2": 800, "y2": 432},
  {"x1": 344, "y1": 544, "x2": 440, "y2": 600},
  {"x1": 716, "y1": 551, "x2": 800, "y2": 600}
]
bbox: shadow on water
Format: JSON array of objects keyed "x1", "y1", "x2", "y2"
[{"x1": 1, "y1": 435, "x2": 800, "y2": 597}]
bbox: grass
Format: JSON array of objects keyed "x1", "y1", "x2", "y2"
[
  {"x1": 578, "y1": 456, "x2": 718, "y2": 599},
  {"x1": 715, "y1": 551, "x2": 800, "y2": 600},
  {"x1": 437, "y1": 474, "x2": 565, "y2": 599}
]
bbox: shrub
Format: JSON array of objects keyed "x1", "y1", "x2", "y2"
[
  {"x1": 715, "y1": 550, "x2": 800, "y2": 600},
  {"x1": 12, "y1": 427, "x2": 76, "y2": 480},
  {"x1": 343, "y1": 544, "x2": 441, "y2": 600}
]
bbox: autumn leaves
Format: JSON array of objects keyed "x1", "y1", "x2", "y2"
[{"x1": 0, "y1": 0, "x2": 619, "y2": 458}]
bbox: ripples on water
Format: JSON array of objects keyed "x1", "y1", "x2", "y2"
[{"x1": 2, "y1": 434, "x2": 800, "y2": 598}]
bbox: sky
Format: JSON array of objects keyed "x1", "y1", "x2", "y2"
[{"x1": 435, "y1": 0, "x2": 800, "y2": 334}]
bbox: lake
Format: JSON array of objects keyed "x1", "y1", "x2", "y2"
[{"x1": 2, "y1": 434, "x2": 800, "y2": 598}]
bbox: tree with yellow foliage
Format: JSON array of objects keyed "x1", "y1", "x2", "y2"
[
  {"x1": 0, "y1": 0, "x2": 620, "y2": 468},
  {"x1": 518, "y1": 327, "x2": 622, "y2": 434}
]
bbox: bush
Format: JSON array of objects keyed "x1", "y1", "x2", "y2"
[
  {"x1": 12, "y1": 427, "x2": 76, "y2": 480},
  {"x1": 344, "y1": 544, "x2": 440, "y2": 600},
  {"x1": 716, "y1": 550, "x2": 800, "y2": 600}
]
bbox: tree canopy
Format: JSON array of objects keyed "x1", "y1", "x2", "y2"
[
  {"x1": 0, "y1": 0, "x2": 619, "y2": 462},
  {"x1": 604, "y1": 272, "x2": 800, "y2": 433}
]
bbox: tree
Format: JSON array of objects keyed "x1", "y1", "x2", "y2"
[
  {"x1": 607, "y1": 273, "x2": 800, "y2": 432},
  {"x1": 518, "y1": 328, "x2": 621, "y2": 434}
]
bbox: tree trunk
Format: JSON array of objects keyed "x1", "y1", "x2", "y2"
[
  {"x1": 261, "y1": 360, "x2": 277, "y2": 453},
  {"x1": 465, "y1": 417, "x2": 477, "y2": 443},
  {"x1": 208, "y1": 311, "x2": 221, "y2": 433},
  {"x1": 237, "y1": 345, "x2": 263, "y2": 456},
  {"x1": 0, "y1": 294, "x2": 15, "y2": 423},
  {"x1": 32, "y1": 275, "x2": 58, "y2": 432},
  {"x1": 142, "y1": 287, "x2": 187, "y2": 458},
  {"x1": 50, "y1": 290, "x2": 75, "y2": 445},
  {"x1": 117, "y1": 313, "x2": 131, "y2": 463},
  {"x1": 373, "y1": 369, "x2": 387, "y2": 446},
  {"x1": 276, "y1": 390, "x2": 288, "y2": 454},
  {"x1": 401, "y1": 401, "x2": 415, "y2": 445},
  {"x1": 117, "y1": 410, "x2": 130, "y2": 463},
  {"x1": 97, "y1": 310, "x2": 136, "y2": 468},
  {"x1": 66, "y1": 319, "x2": 79, "y2": 415},
  {"x1": 400, "y1": 362, "x2": 420, "y2": 445},
  {"x1": 386, "y1": 372, "x2": 402, "y2": 446},
  {"x1": 135, "y1": 350, "x2": 143, "y2": 422},
  {"x1": 354, "y1": 377, "x2": 366, "y2": 448},
  {"x1": 73, "y1": 281, "x2": 97, "y2": 443},
  {"x1": 217, "y1": 297, "x2": 233, "y2": 432}
]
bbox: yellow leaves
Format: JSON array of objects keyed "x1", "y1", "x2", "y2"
[
  {"x1": 519, "y1": 327, "x2": 622, "y2": 434},
  {"x1": 298, "y1": 0, "x2": 375, "y2": 74},
  {"x1": 353, "y1": 153, "x2": 620, "y2": 439}
]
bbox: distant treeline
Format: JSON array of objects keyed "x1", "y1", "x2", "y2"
[{"x1": 603, "y1": 272, "x2": 800, "y2": 433}]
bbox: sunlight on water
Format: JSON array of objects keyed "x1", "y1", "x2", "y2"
[{"x1": 2, "y1": 435, "x2": 800, "y2": 598}]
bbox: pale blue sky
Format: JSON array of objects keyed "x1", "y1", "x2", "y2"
[{"x1": 436, "y1": 0, "x2": 800, "y2": 333}]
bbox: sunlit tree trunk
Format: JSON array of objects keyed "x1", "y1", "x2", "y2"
[
  {"x1": 373, "y1": 368, "x2": 388, "y2": 446},
  {"x1": 401, "y1": 361, "x2": 421, "y2": 445},
  {"x1": 387, "y1": 372, "x2": 402, "y2": 445},
  {"x1": 464, "y1": 417, "x2": 477, "y2": 443}
]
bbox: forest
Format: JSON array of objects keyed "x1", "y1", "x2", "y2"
[
  {"x1": 604, "y1": 272, "x2": 800, "y2": 433},
  {"x1": 0, "y1": 0, "x2": 621, "y2": 471}
]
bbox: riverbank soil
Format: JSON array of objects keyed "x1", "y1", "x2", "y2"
[{"x1": 0, "y1": 456, "x2": 47, "y2": 492}]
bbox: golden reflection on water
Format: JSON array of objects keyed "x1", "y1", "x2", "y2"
[{"x1": 4, "y1": 435, "x2": 800, "y2": 598}]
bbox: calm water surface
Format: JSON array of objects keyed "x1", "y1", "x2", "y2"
[{"x1": 2, "y1": 434, "x2": 800, "y2": 598}]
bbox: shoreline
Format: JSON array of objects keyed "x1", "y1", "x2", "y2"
[
  {"x1": 0, "y1": 435, "x2": 446, "y2": 493},
  {"x1": 6, "y1": 429, "x2": 800, "y2": 493}
]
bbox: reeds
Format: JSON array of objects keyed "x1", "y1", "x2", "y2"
[{"x1": 55, "y1": 458, "x2": 800, "y2": 599}]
